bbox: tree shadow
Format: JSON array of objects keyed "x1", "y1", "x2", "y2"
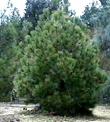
[{"x1": 21, "y1": 107, "x2": 110, "y2": 121}]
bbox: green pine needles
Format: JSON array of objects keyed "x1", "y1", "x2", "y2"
[{"x1": 14, "y1": 11, "x2": 107, "y2": 115}]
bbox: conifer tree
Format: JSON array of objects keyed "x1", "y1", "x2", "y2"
[{"x1": 14, "y1": 10, "x2": 106, "y2": 115}]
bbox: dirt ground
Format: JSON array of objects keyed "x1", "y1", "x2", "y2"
[{"x1": 0, "y1": 103, "x2": 110, "y2": 122}]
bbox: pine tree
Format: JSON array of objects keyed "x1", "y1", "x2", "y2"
[{"x1": 15, "y1": 10, "x2": 106, "y2": 115}]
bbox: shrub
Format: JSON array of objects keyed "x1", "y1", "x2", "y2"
[{"x1": 14, "y1": 11, "x2": 106, "y2": 115}]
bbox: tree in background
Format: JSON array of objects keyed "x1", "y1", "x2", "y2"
[
  {"x1": 24, "y1": 0, "x2": 61, "y2": 27},
  {"x1": 0, "y1": 0, "x2": 32, "y2": 101},
  {"x1": 81, "y1": 0, "x2": 110, "y2": 70}
]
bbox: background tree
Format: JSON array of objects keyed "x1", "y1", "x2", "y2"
[
  {"x1": 24, "y1": 0, "x2": 61, "y2": 28},
  {"x1": 0, "y1": 0, "x2": 32, "y2": 101},
  {"x1": 81, "y1": 0, "x2": 110, "y2": 69}
]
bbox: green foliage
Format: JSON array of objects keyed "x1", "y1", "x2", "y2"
[
  {"x1": 0, "y1": 58, "x2": 13, "y2": 101},
  {"x1": 14, "y1": 11, "x2": 106, "y2": 115},
  {"x1": 81, "y1": 1, "x2": 110, "y2": 71},
  {"x1": 24, "y1": 0, "x2": 61, "y2": 28},
  {"x1": 0, "y1": 1, "x2": 32, "y2": 101},
  {"x1": 81, "y1": 3, "x2": 99, "y2": 29},
  {"x1": 99, "y1": 0, "x2": 109, "y2": 6},
  {"x1": 99, "y1": 72, "x2": 110, "y2": 104}
]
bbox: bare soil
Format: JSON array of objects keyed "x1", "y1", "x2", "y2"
[{"x1": 0, "y1": 103, "x2": 110, "y2": 122}]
